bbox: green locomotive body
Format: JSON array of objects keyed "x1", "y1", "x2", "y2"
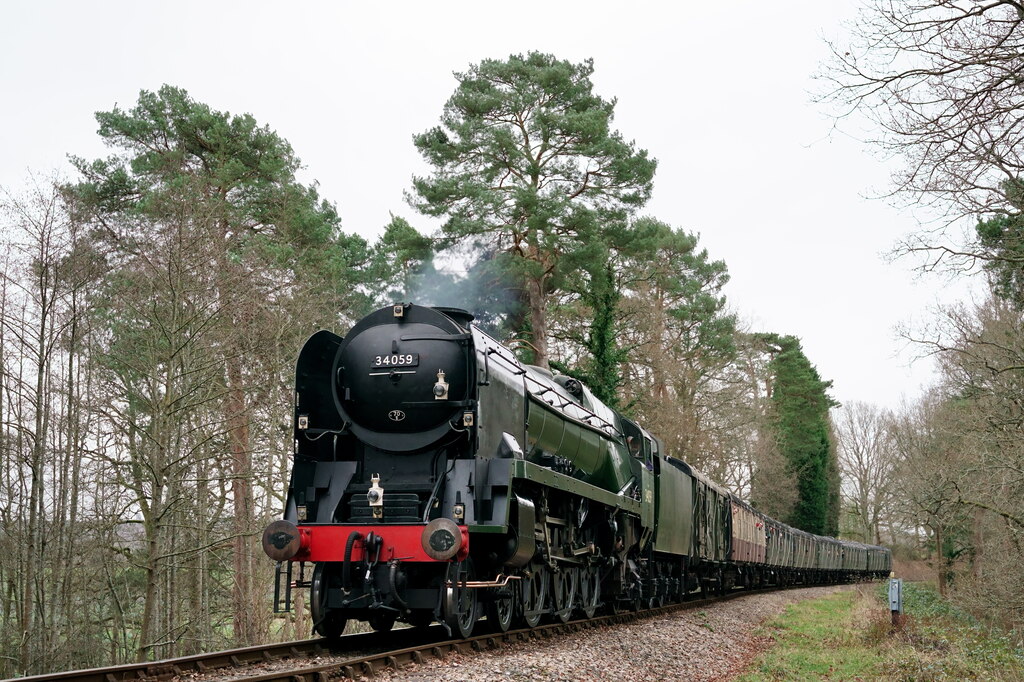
[{"x1": 262, "y1": 304, "x2": 891, "y2": 638}]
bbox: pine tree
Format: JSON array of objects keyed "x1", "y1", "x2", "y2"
[
  {"x1": 67, "y1": 85, "x2": 368, "y2": 650},
  {"x1": 410, "y1": 52, "x2": 656, "y2": 366}
]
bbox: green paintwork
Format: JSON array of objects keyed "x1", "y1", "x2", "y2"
[
  {"x1": 526, "y1": 397, "x2": 634, "y2": 494},
  {"x1": 467, "y1": 524, "x2": 507, "y2": 534},
  {"x1": 638, "y1": 465, "x2": 654, "y2": 530},
  {"x1": 652, "y1": 457, "x2": 693, "y2": 557},
  {"x1": 511, "y1": 459, "x2": 641, "y2": 515}
]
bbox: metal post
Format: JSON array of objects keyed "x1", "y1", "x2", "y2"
[{"x1": 888, "y1": 577, "x2": 903, "y2": 630}]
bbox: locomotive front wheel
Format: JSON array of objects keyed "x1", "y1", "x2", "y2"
[
  {"x1": 406, "y1": 609, "x2": 434, "y2": 628},
  {"x1": 442, "y1": 559, "x2": 478, "y2": 638},
  {"x1": 368, "y1": 609, "x2": 397, "y2": 633},
  {"x1": 310, "y1": 563, "x2": 347, "y2": 640}
]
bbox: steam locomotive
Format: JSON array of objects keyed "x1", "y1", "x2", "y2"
[{"x1": 261, "y1": 303, "x2": 890, "y2": 638}]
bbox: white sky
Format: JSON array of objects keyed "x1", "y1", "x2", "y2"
[{"x1": 0, "y1": 1, "x2": 976, "y2": 410}]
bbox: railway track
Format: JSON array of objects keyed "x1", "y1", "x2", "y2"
[
  {"x1": 5, "y1": 583, "x2": 839, "y2": 682},
  {"x1": 3, "y1": 624, "x2": 450, "y2": 682}
]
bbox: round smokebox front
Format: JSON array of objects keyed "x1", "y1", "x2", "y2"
[{"x1": 335, "y1": 316, "x2": 470, "y2": 451}]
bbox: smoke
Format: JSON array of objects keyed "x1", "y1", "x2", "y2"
[{"x1": 385, "y1": 238, "x2": 526, "y2": 338}]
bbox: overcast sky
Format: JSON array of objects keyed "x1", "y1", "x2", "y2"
[{"x1": 0, "y1": 1, "x2": 976, "y2": 410}]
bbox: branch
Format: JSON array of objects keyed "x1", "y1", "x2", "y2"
[{"x1": 957, "y1": 495, "x2": 1024, "y2": 529}]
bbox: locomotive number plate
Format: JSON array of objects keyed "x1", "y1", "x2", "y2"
[{"x1": 371, "y1": 353, "x2": 419, "y2": 368}]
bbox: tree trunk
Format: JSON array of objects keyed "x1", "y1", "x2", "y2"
[
  {"x1": 971, "y1": 507, "x2": 984, "y2": 580},
  {"x1": 526, "y1": 276, "x2": 549, "y2": 368},
  {"x1": 137, "y1": 512, "x2": 160, "y2": 661},
  {"x1": 651, "y1": 287, "x2": 667, "y2": 401},
  {"x1": 227, "y1": 355, "x2": 256, "y2": 645},
  {"x1": 23, "y1": 286, "x2": 51, "y2": 672}
]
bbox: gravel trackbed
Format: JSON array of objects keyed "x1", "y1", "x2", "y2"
[{"x1": 375, "y1": 585, "x2": 854, "y2": 681}]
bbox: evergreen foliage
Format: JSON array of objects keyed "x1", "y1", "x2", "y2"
[
  {"x1": 369, "y1": 214, "x2": 436, "y2": 302},
  {"x1": 614, "y1": 218, "x2": 735, "y2": 423},
  {"x1": 976, "y1": 178, "x2": 1024, "y2": 308},
  {"x1": 758, "y1": 334, "x2": 839, "y2": 535},
  {"x1": 577, "y1": 259, "x2": 625, "y2": 406},
  {"x1": 368, "y1": 217, "x2": 527, "y2": 338},
  {"x1": 551, "y1": 253, "x2": 626, "y2": 407},
  {"x1": 65, "y1": 85, "x2": 369, "y2": 652},
  {"x1": 69, "y1": 84, "x2": 369, "y2": 311},
  {"x1": 628, "y1": 218, "x2": 736, "y2": 364},
  {"x1": 549, "y1": 216, "x2": 734, "y2": 411},
  {"x1": 409, "y1": 51, "x2": 656, "y2": 366}
]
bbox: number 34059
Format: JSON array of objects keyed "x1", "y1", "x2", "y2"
[{"x1": 372, "y1": 353, "x2": 419, "y2": 367}]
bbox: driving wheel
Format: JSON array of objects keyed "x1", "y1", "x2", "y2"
[
  {"x1": 578, "y1": 565, "x2": 600, "y2": 619},
  {"x1": 518, "y1": 564, "x2": 548, "y2": 628},
  {"x1": 550, "y1": 566, "x2": 578, "y2": 623}
]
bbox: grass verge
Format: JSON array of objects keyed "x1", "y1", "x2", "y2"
[{"x1": 735, "y1": 582, "x2": 1024, "y2": 681}]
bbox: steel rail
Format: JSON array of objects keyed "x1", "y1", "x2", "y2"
[
  {"x1": 199, "y1": 583, "x2": 845, "y2": 681},
  {"x1": 1, "y1": 625, "x2": 448, "y2": 682},
  {"x1": 5, "y1": 582, "x2": 864, "y2": 682}
]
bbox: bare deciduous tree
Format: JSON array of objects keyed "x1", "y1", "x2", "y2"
[
  {"x1": 834, "y1": 401, "x2": 899, "y2": 544},
  {"x1": 0, "y1": 177, "x2": 106, "y2": 675},
  {"x1": 823, "y1": 1, "x2": 1024, "y2": 267},
  {"x1": 890, "y1": 395, "x2": 970, "y2": 596},
  {"x1": 898, "y1": 292, "x2": 1024, "y2": 620}
]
